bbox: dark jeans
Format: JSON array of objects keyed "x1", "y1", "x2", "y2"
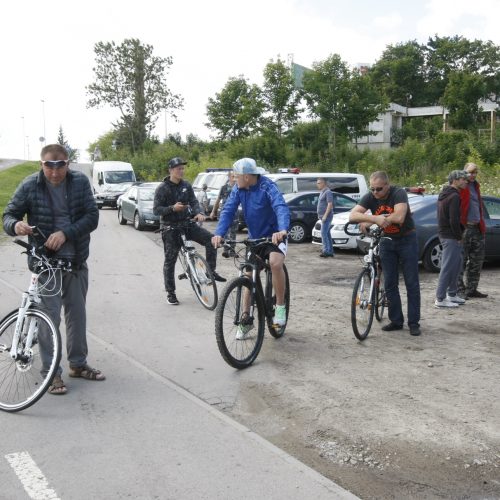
[{"x1": 380, "y1": 231, "x2": 421, "y2": 327}]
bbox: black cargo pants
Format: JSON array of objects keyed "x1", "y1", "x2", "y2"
[{"x1": 161, "y1": 224, "x2": 217, "y2": 294}]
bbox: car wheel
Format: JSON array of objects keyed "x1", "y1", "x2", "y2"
[
  {"x1": 118, "y1": 207, "x2": 127, "y2": 225},
  {"x1": 134, "y1": 212, "x2": 144, "y2": 231},
  {"x1": 289, "y1": 222, "x2": 307, "y2": 243},
  {"x1": 423, "y1": 239, "x2": 442, "y2": 272}
]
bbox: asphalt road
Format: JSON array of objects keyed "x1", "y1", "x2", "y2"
[{"x1": 0, "y1": 177, "x2": 357, "y2": 499}]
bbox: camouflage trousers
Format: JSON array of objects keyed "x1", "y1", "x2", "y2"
[
  {"x1": 458, "y1": 225, "x2": 485, "y2": 294},
  {"x1": 161, "y1": 224, "x2": 216, "y2": 294}
]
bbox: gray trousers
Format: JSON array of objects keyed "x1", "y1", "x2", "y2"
[
  {"x1": 436, "y1": 238, "x2": 463, "y2": 301},
  {"x1": 40, "y1": 264, "x2": 89, "y2": 375}
]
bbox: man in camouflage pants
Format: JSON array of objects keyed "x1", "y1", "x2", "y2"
[{"x1": 458, "y1": 162, "x2": 488, "y2": 299}]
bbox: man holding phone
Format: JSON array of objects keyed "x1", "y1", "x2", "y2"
[
  {"x1": 153, "y1": 157, "x2": 225, "y2": 305},
  {"x1": 3, "y1": 144, "x2": 103, "y2": 395}
]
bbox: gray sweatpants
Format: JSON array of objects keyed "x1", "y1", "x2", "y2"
[
  {"x1": 436, "y1": 238, "x2": 463, "y2": 301},
  {"x1": 39, "y1": 264, "x2": 89, "y2": 375}
]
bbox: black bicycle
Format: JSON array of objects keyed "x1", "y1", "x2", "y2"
[
  {"x1": 345, "y1": 223, "x2": 387, "y2": 341},
  {"x1": 214, "y1": 238, "x2": 290, "y2": 369},
  {"x1": 160, "y1": 221, "x2": 218, "y2": 310}
]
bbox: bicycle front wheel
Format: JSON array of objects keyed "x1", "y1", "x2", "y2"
[
  {"x1": 375, "y1": 269, "x2": 387, "y2": 322},
  {"x1": 188, "y1": 254, "x2": 218, "y2": 310},
  {"x1": 267, "y1": 264, "x2": 290, "y2": 339},
  {"x1": 214, "y1": 277, "x2": 265, "y2": 369},
  {"x1": 0, "y1": 308, "x2": 61, "y2": 412},
  {"x1": 351, "y1": 268, "x2": 375, "y2": 341}
]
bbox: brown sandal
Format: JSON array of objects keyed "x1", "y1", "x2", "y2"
[
  {"x1": 48, "y1": 375, "x2": 68, "y2": 395},
  {"x1": 69, "y1": 364, "x2": 105, "y2": 381}
]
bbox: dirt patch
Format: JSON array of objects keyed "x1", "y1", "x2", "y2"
[{"x1": 212, "y1": 232, "x2": 500, "y2": 499}]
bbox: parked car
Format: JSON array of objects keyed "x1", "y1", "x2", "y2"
[
  {"x1": 239, "y1": 191, "x2": 357, "y2": 243},
  {"x1": 408, "y1": 194, "x2": 500, "y2": 272},
  {"x1": 94, "y1": 182, "x2": 136, "y2": 209},
  {"x1": 313, "y1": 194, "x2": 500, "y2": 271},
  {"x1": 117, "y1": 183, "x2": 161, "y2": 230}
]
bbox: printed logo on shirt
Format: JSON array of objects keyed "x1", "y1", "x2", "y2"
[{"x1": 374, "y1": 205, "x2": 401, "y2": 234}]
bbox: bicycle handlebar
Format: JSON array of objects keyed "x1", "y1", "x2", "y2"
[
  {"x1": 222, "y1": 236, "x2": 287, "y2": 249},
  {"x1": 13, "y1": 237, "x2": 73, "y2": 272},
  {"x1": 344, "y1": 222, "x2": 383, "y2": 238}
]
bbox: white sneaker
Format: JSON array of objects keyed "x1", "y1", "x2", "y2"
[
  {"x1": 434, "y1": 298, "x2": 459, "y2": 308},
  {"x1": 235, "y1": 323, "x2": 253, "y2": 340},
  {"x1": 446, "y1": 294, "x2": 466, "y2": 305}
]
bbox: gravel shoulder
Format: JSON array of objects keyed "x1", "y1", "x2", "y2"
[{"x1": 211, "y1": 230, "x2": 500, "y2": 499}]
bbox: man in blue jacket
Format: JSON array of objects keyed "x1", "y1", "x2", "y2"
[
  {"x1": 3, "y1": 144, "x2": 103, "y2": 395},
  {"x1": 211, "y1": 158, "x2": 290, "y2": 336}
]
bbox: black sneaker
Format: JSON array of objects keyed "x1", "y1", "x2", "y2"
[
  {"x1": 466, "y1": 290, "x2": 488, "y2": 298},
  {"x1": 381, "y1": 322, "x2": 403, "y2": 332},
  {"x1": 167, "y1": 293, "x2": 179, "y2": 305},
  {"x1": 409, "y1": 325, "x2": 421, "y2": 336},
  {"x1": 212, "y1": 271, "x2": 226, "y2": 282},
  {"x1": 221, "y1": 250, "x2": 230, "y2": 258}
]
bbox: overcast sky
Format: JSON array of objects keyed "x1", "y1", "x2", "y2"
[{"x1": 1, "y1": 0, "x2": 499, "y2": 161}]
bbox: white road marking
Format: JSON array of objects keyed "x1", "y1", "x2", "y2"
[{"x1": 5, "y1": 451, "x2": 60, "y2": 500}]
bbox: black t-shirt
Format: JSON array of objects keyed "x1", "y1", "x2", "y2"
[{"x1": 358, "y1": 186, "x2": 415, "y2": 237}]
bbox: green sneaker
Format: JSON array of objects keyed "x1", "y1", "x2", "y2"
[
  {"x1": 273, "y1": 304, "x2": 287, "y2": 326},
  {"x1": 236, "y1": 312, "x2": 254, "y2": 340},
  {"x1": 236, "y1": 323, "x2": 253, "y2": 340}
]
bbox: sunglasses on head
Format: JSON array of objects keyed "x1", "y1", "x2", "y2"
[
  {"x1": 370, "y1": 186, "x2": 385, "y2": 192},
  {"x1": 42, "y1": 160, "x2": 69, "y2": 169}
]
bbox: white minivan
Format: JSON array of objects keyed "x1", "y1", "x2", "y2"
[
  {"x1": 265, "y1": 172, "x2": 368, "y2": 200},
  {"x1": 92, "y1": 161, "x2": 136, "y2": 194}
]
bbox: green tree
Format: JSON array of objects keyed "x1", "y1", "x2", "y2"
[
  {"x1": 206, "y1": 76, "x2": 264, "y2": 141},
  {"x1": 57, "y1": 126, "x2": 79, "y2": 161},
  {"x1": 425, "y1": 35, "x2": 500, "y2": 105},
  {"x1": 302, "y1": 54, "x2": 352, "y2": 158},
  {"x1": 345, "y1": 70, "x2": 387, "y2": 146},
  {"x1": 86, "y1": 38, "x2": 183, "y2": 154},
  {"x1": 442, "y1": 71, "x2": 487, "y2": 129},
  {"x1": 369, "y1": 41, "x2": 427, "y2": 106},
  {"x1": 261, "y1": 57, "x2": 302, "y2": 138}
]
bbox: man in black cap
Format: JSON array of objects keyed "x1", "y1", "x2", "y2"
[{"x1": 154, "y1": 157, "x2": 225, "y2": 305}]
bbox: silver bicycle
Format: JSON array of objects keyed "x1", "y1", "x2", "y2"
[
  {"x1": 161, "y1": 221, "x2": 218, "y2": 310},
  {"x1": 0, "y1": 236, "x2": 65, "y2": 412}
]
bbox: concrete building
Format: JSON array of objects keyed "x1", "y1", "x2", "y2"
[{"x1": 356, "y1": 100, "x2": 498, "y2": 150}]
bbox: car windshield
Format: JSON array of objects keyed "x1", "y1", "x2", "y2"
[
  {"x1": 140, "y1": 188, "x2": 155, "y2": 201},
  {"x1": 104, "y1": 171, "x2": 135, "y2": 184}
]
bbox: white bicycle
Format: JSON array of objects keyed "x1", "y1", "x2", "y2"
[{"x1": 0, "y1": 235, "x2": 66, "y2": 412}]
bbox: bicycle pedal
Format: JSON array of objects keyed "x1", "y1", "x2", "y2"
[{"x1": 178, "y1": 273, "x2": 187, "y2": 280}]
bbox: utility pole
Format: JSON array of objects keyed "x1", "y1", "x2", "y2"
[
  {"x1": 21, "y1": 116, "x2": 26, "y2": 159},
  {"x1": 41, "y1": 99, "x2": 46, "y2": 146}
]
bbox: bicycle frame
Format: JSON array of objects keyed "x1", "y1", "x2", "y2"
[{"x1": 8, "y1": 273, "x2": 41, "y2": 363}]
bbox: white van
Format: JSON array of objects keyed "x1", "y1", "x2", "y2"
[
  {"x1": 192, "y1": 169, "x2": 233, "y2": 211},
  {"x1": 265, "y1": 172, "x2": 368, "y2": 200},
  {"x1": 92, "y1": 161, "x2": 136, "y2": 194}
]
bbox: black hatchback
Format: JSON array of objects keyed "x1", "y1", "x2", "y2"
[{"x1": 238, "y1": 191, "x2": 357, "y2": 243}]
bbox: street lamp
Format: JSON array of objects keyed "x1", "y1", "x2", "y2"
[
  {"x1": 41, "y1": 99, "x2": 46, "y2": 146},
  {"x1": 21, "y1": 116, "x2": 26, "y2": 159}
]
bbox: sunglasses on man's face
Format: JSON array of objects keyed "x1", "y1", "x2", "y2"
[
  {"x1": 370, "y1": 186, "x2": 385, "y2": 192},
  {"x1": 41, "y1": 160, "x2": 69, "y2": 169}
]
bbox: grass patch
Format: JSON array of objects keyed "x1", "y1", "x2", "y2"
[{"x1": 0, "y1": 162, "x2": 39, "y2": 217}]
